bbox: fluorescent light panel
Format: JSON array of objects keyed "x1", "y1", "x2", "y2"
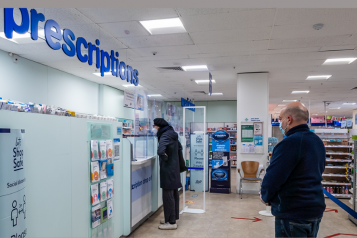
[
  {"x1": 343, "y1": 103, "x2": 356, "y2": 105},
  {"x1": 148, "y1": 94, "x2": 162, "y2": 97},
  {"x1": 209, "y1": 93, "x2": 223, "y2": 95},
  {"x1": 323, "y1": 58, "x2": 357, "y2": 65},
  {"x1": 306, "y1": 75, "x2": 331, "y2": 80},
  {"x1": 139, "y1": 18, "x2": 186, "y2": 35},
  {"x1": 329, "y1": 107, "x2": 341, "y2": 109},
  {"x1": 282, "y1": 100, "x2": 297, "y2": 102},
  {"x1": 291, "y1": 90, "x2": 309, "y2": 94},
  {"x1": 123, "y1": 84, "x2": 141, "y2": 87},
  {"x1": 93, "y1": 72, "x2": 113, "y2": 77},
  {"x1": 195, "y1": 79, "x2": 216, "y2": 84},
  {"x1": 182, "y1": 65, "x2": 208, "y2": 71}
]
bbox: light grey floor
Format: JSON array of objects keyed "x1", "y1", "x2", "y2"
[{"x1": 130, "y1": 169, "x2": 357, "y2": 238}]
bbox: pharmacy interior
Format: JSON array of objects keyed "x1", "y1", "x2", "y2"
[{"x1": 4, "y1": 6, "x2": 357, "y2": 238}]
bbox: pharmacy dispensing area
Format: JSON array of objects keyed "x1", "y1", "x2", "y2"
[{"x1": 3, "y1": 4, "x2": 357, "y2": 238}]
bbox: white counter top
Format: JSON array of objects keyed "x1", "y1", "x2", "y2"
[{"x1": 132, "y1": 156, "x2": 155, "y2": 165}]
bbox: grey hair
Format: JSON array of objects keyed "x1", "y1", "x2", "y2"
[{"x1": 284, "y1": 106, "x2": 309, "y2": 122}]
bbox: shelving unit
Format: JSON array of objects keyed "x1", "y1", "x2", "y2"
[{"x1": 315, "y1": 129, "x2": 352, "y2": 199}]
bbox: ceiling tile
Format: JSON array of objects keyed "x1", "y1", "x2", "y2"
[
  {"x1": 118, "y1": 33, "x2": 194, "y2": 48},
  {"x1": 76, "y1": 8, "x2": 178, "y2": 23},
  {"x1": 190, "y1": 26, "x2": 272, "y2": 44},
  {"x1": 132, "y1": 45, "x2": 200, "y2": 57},
  {"x1": 197, "y1": 40, "x2": 269, "y2": 54},
  {"x1": 98, "y1": 21, "x2": 149, "y2": 38}
]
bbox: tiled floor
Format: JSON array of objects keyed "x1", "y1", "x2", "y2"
[{"x1": 130, "y1": 169, "x2": 357, "y2": 238}]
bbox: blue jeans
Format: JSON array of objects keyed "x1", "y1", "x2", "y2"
[{"x1": 275, "y1": 217, "x2": 322, "y2": 238}]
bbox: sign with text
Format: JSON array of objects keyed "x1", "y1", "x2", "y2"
[
  {"x1": 0, "y1": 129, "x2": 26, "y2": 238},
  {"x1": 124, "y1": 90, "x2": 135, "y2": 109},
  {"x1": 209, "y1": 72, "x2": 212, "y2": 96},
  {"x1": 210, "y1": 130, "x2": 231, "y2": 193},
  {"x1": 190, "y1": 134, "x2": 208, "y2": 192}
]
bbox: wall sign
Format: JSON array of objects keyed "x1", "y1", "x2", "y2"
[
  {"x1": 253, "y1": 122, "x2": 263, "y2": 135},
  {"x1": 0, "y1": 129, "x2": 26, "y2": 238},
  {"x1": 4, "y1": 8, "x2": 139, "y2": 85},
  {"x1": 241, "y1": 125, "x2": 254, "y2": 142},
  {"x1": 123, "y1": 90, "x2": 135, "y2": 109},
  {"x1": 242, "y1": 117, "x2": 263, "y2": 122}
]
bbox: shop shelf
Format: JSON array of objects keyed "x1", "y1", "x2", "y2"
[
  {"x1": 325, "y1": 145, "x2": 352, "y2": 148},
  {"x1": 122, "y1": 127, "x2": 132, "y2": 129},
  {"x1": 325, "y1": 166, "x2": 348, "y2": 169},
  {"x1": 326, "y1": 152, "x2": 352, "y2": 155},
  {"x1": 230, "y1": 144, "x2": 236, "y2": 145},
  {"x1": 322, "y1": 182, "x2": 351, "y2": 186},
  {"x1": 325, "y1": 159, "x2": 352, "y2": 162},
  {"x1": 324, "y1": 194, "x2": 352, "y2": 198},
  {"x1": 230, "y1": 151, "x2": 237, "y2": 153},
  {"x1": 323, "y1": 174, "x2": 347, "y2": 177},
  {"x1": 231, "y1": 165, "x2": 237, "y2": 168}
]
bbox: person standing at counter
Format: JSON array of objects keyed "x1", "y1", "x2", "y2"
[{"x1": 153, "y1": 118, "x2": 182, "y2": 230}]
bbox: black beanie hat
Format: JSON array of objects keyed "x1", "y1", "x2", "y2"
[{"x1": 153, "y1": 118, "x2": 169, "y2": 127}]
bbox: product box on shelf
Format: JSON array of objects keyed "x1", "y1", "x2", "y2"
[
  {"x1": 91, "y1": 184, "x2": 100, "y2": 206},
  {"x1": 91, "y1": 161, "x2": 100, "y2": 183},
  {"x1": 91, "y1": 204, "x2": 101, "y2": 228}
]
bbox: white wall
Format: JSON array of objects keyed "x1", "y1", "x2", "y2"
[{"x1": 0, "y1": 49, "x2": 134, "y2": 120}]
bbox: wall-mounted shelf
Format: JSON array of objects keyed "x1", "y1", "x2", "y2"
[
  {"x1": 322, "y1": 182, "x2": 351, "y2": 186},
  {"x1": 323, "y1": 174, "x2": 347, "y2": 177},
  {"x1": 325, "y1": 166, "x2": 348, "y2": 169},
  {"x1": 326, "y1": 159, "x2": 352, "y2": 162}
]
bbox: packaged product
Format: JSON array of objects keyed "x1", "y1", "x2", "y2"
[
  {"x1": 91, "y1": 140, "x2": 99, "y2": 161},
  {"x1": 91, "y1": 161, "x2": 100, "y2": 183},
  {"x1": 91, "y1": 204, "x2": 101, "y2": 228},
  {"x1": 99, "y1": 160, "x2": 107, "y2": 180},
  {"x1": 106, "y1": 140, "x2": 113, "y2": 158},
  {"x1": 107, "y1": 199, "x2": 114, "y2": 219},
  {"x1": 101, "y1": 206, "x2": 108, "y2": 223},
  {"x1": 107, "y1": 179, "x2": 114, "y2": 199},
  {"x1": 100, "y1": 181, "x2": 107, "y2": 202},
  {"x1": 113, "y1": 138, "x2": 120, "y2": 161},
  {"x1": 99, "y1": 141, "x2": 107, "y2": 160},
  {"x1": 91, "y1": 184, "x2": 100, "y2": 206}
]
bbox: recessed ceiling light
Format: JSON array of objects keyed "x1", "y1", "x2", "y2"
[
  {"x1": 329, "y1": 107, "x2": 341, "y2": 109},
  {"x1": 148, "y1": 94, "x2": 162, "y2": 97},
  {"x1": 195, "y1": 79, "x2": 216, "y2": 84},
  {"x1": 139, "y1": 18, "x2": 186, "y2": 35},
  {"x1": 323, "y1": 58, "x2": 357, "y2": 65},
  {"x1": 282, "y1": 100, "x2": 297, "y2": 102},
  {"x1": 306, "y1": 75, "x2": 331, "y2": 80},
  {"x1": 291, "y1": 90, "x2": 310, "y2": 94},
  {"x1": 343, "y1": 103, "x2": 356, "y2": 105},
  {"x1": 123, "y1": 84, "x2": 141, "y2": 87},
  {"x1": 181, "y1": 65, "x2": 208, "y2": 71},
  {"x1": 208, "y1": 93, "x2": 223, "y2": 95},
  {"x1": 278, "y1": 104, "x2": 286, "y2": 106},
  {"x1": 93, "y1": 72, "x2": 113, "y2": 77}
]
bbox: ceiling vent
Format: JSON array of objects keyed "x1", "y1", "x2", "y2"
[{"x1": 156, "y1": 67, "x2": 184, "y2": 72}]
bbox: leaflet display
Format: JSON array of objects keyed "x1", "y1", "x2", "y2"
[{"x1": 210, "y1": 130, "x2": 231, "y2": 194}]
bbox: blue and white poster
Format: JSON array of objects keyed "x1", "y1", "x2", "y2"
[
  {"x1": 190, "y1": 134, "x2": 209, "y2": 192},
  {"x1": 210, "y1": 130, "x2": 231, "y2": 193}
]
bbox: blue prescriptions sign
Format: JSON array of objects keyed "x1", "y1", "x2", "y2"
[
  {"x1": 4, "y1": 8, "x2": 139, "y2": 86},
  {"x1": 181, "y1": 98, "x2": 195, "y2": 111}
]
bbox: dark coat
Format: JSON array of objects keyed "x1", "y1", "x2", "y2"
[
  {"x1": 157, "y1": 126, "x2": 182, "y2": 190},
  {"x1": 261, "y1": 124, "x2": 326, "y2": 220}
]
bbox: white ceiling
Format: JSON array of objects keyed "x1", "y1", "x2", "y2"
[{"x1": 2, "y1": 8, "x2": 357, "y2": 117}]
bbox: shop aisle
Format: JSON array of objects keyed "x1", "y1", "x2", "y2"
[{"x1": 130, "y1": 169, "x2": 357, "y2": 238}]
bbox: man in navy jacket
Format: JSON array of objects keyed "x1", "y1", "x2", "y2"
[{"x1": 261, "y1": 102, "x2": 326, "y2": 238}]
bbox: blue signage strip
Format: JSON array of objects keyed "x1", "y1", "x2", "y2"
[
  {"x1": 181, "y1": 98, "x2": 195, "y2": 111},
  {"x1": 209, "y1": 72, "x2": 212, "y2": 96},
  {"x1": 4, "y1": 8, "x2": 139, "y2": 86}
]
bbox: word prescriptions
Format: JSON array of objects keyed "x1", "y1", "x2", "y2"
[{"x1": 4, "y1": 8, "x2": 139, "y2": 86}]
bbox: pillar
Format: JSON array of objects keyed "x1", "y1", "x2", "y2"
[
  {"x1": 353, "y1": 109, "x2": 357, "y2": 129},
  {"x1": 236, "y1": 73, "x2": 269, "y2": 194}
]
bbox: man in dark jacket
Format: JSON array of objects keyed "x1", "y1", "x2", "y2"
[
  {"x1": 153, "y1": 118, "x2": 182, "y2": 230},
  {"x1": 261, "y1": 102, "x2": 326, "y2": 238}
]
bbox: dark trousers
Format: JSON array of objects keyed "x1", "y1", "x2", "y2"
[
  {"x1": 162, "y1": 189, "x2": 179, "y2": 224},
  {"x1": 275, "y1": 216, "x2": 322, "y2": 238}
]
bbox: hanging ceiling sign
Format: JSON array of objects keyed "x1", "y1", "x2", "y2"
[
  {"x1": 209, "y1": 72, "x2": 212, "y2": 96},
  {"x1": 3, "y1": 8, "x2": 139, "y2": 86},
  {"x1": 181, "y1": 98, "x2": 195, "y2": 112}
]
